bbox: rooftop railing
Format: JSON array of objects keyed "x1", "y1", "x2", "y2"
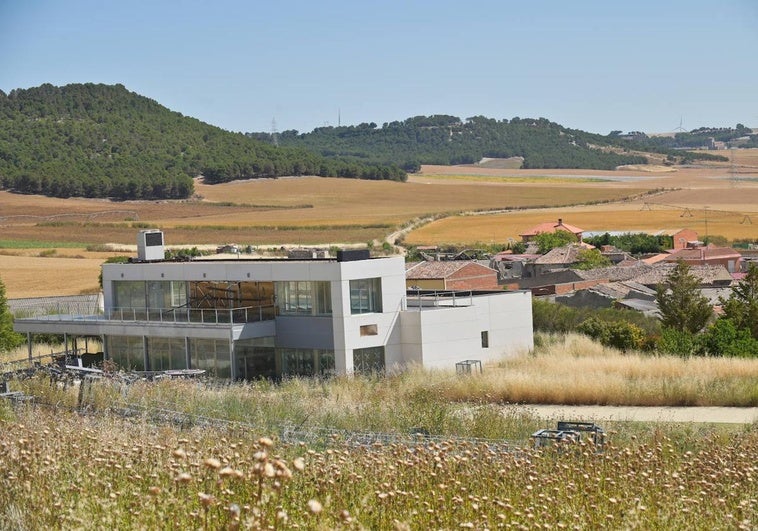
[{"x1": 405, "y1": 289, "x2": 475, "y2": 309}]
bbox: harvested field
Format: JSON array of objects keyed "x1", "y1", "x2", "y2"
[
  {"x1": 2, "y1": 150, "x2": 758, "y2": 296},
  {"x1": 0, "y1": 254, "x2": 103, "y2": 298}
]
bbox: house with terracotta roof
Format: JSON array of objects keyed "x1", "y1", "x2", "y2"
[
  {"x1": 405, "y1": 261, "x2": 500, "y2": 291},
  {"x1": 519, "y1": 218, "x2": 584, "y2": 243},
  {"x1": 663, "y1": 245, "x2": 743, "y2": 273}
]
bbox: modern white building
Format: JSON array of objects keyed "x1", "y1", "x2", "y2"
[{"x1": 14, "y1": 231, "x2": 533, "y2": 379}]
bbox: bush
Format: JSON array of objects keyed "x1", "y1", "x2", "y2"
[
  {"x1": 656, "y1": 327, "x2": 699, "y2": 357},
  {"x1": 699, "y1": 318, "x2": 758, "y2": 358},
  {"x1": 577, "y1": 317, "x2": 645, "y2": 352}
]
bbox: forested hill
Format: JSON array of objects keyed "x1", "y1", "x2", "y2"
[
  {"x1": 250, "y1": 115, "x2": 725, "y2": 172},
  {"x1": 0, "y1": 83, "x2": 406, "y2": 200}
]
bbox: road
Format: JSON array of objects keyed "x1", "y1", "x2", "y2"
[{"x1": 513, "y1": 404, "x2": 758, "y2": 424}]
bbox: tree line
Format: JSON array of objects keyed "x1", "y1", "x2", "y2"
[
  {"x1": 0, "y1": 84, "x2": 406, "y2": 200},
  {"x1": 253, "y1": 115, "x2": 724, "y2": 171}
]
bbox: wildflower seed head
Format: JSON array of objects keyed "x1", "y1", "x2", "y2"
[
  {"x1": 307, "y1": 499, "x2": 323, "y2": 514},
  {"x1": 204, "y1": 457, "x2": 221, "y2": 470}
]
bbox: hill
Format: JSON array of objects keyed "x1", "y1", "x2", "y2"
[
  {"x1": 249, "y1": 114, "x2": 728, "y2": 172},
  {"x1": 0, "y1": 83, "x2": 406, "y2": 200}
]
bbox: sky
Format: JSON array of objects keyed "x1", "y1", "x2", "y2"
[{"x1": 1, "y1": 1, "x2": 757, "y2": 135}]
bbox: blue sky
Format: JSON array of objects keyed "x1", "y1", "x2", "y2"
[{"x1": 1, "y1": 1, "x2": 757, "y2": 135}]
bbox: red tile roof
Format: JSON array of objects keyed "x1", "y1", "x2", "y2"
[{"x1": 520, "y1": 220, "x2": 584, "y2": 238}]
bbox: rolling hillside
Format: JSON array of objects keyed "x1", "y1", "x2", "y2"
[{"x1": 0, "y1": 83, "x2": 406, "y2": 200}]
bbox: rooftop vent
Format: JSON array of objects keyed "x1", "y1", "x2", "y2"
[{"x1": 137, "y1": 230, "x2": 165, "y2": 261}]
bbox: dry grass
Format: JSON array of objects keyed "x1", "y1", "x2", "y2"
[{"x1": 0, "y1": 375, "x2": 756, "y2": 529}]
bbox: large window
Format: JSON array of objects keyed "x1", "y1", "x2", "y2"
[
  {"x1": 276, "y1": 281, "x2": 331, "y2": 315},
  {"x1": 353, "y1": 346, "x2": 385, "y2": 373},
  {"x1": 190, "y1": 338, "x2": 231, "y2": 379},
  {"x1": 148, "y1": 337, "x2": 187, "y2": 371},
  {"x1": 114, "y1": 281, "x2": 187, "y2": 320},
  {"x1": 350, "y1": 278, "x2": 382, "y2": 314},
  {"x1": 280, "y1": 348, "x2": 335, "y2": 378},
  {"x1": 106, "y1": 335, "x2": 145, "y2": 371},
  {"x1": 147, "y1": 281, "x2": 187, "y2": 310},
  {"x1": 114, "y1": 281, "x2": 147, "y2": 310}
]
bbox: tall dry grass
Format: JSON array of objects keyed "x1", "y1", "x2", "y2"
[
  {"x1": 437, "y1": 334, "x2": 758, "y2": 406},
  {"x1": 0, "y1": 406, "x2": 755, "y2": 530}
]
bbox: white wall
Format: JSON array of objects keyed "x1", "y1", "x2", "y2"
[{"x1": 400, "y1": 290, "x2": 533, "y2": 371}]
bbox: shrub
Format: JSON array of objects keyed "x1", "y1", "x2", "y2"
[
  {"x1": 577, "y1": 317, "x2": 645, "y2": 352},
  {"x1": 699, "y1": 318, "x2": 758, "y2": 358},
  {"x1": 656, "y1": 327, "x2": 699, "y2": 357}
]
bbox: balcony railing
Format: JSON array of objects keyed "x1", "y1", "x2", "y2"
[
  {"x1": 106, "y1": 305, "x2": 276, "y2": 324},
  {"x1": 16, "y1": 305, "x2": 276, "y2": 325}
]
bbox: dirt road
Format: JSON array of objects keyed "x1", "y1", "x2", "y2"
[{"x1": 515, "y1": 404, "x2": 758, "y2": 424}]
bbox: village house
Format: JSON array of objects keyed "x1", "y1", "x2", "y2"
[
  {"x1": 405, "y1": 261, "x2": 500, "y2": 291},
  {"x1": 519, "y1": 218, "x2": 584, "y2": 243},
  {"x1": 663, "y1": 245, "x2": 743, "y2": 273}
]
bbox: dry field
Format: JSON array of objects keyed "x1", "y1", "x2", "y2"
[
  {"x1": 2, "y1": 149, "x2": 758, "y2": 297},
  {"x1": 407, "y1": 149, "x2": 758, "y2": 246}
]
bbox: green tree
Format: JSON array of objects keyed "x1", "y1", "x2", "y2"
[
  {"x1": 720, "y1": 263, "x2": 758, "y2": 340},
  {"x1": 699, "y1": 318, "x2": 758, "y2": 358},
  {"x1": 0, "y1": 276, "x2": 24, "y2": 351},
  {"x1": 656, "y1": 327, "x2": 700, "y2": 357},
  {"x1": 572, "y1": 248, "x2": 612, "y2": 270},
  {"x1": 533, "y1": 230, "x2": 578, "y2": 254},
  {"x1": 655, "y1": 261, "x2": 713, "y2": 334}
]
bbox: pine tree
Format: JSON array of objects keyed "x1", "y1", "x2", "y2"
[
  {"x1": 655, "y1": 261, "x2": 713, "y2": 334},
  {"x1": 720, "y1": 263, "x2": 758, "y2": 340}
]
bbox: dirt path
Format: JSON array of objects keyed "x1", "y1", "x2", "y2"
[{"x1": 515, "y1": 404, "x2": 758, "y2": 424}]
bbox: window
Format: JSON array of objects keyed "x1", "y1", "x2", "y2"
[
  {"x1": 190, "y1": 338, "x2": 231, "y2": 379},
  {"x1": 353, "y1": 346, "x2": 385, "y2": 373},
  {"x1": 279, "y1": 348, "x2": 335, "y2": 377},
  {"x1": 360, "y1": 324, "x2": 378, "y2": 336},
  {"x1": 106, "y1": 335, "x2": 145, "y2": 371},
  {"x1": 276, "y1": 281, "x2": 331, "y2": 315},
  {"x1": 481, "y1": 331, "x2": 489, "y2": 349},
  {"x1": 113, "y1": 281, "x2": 146, "y2": 310},
  {"x1": 148, "y1": 337, "x2": 187, "y2": 371},
  {"x1": 350, "y1": 278, "x2": 382, "y2": 314}
]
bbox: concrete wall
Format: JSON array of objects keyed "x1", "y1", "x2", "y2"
[{"x1": 400, "y1": 290, "x2": 533, "y2": 371}]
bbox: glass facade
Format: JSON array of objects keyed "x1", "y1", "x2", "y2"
[
  {"x1": 190, "y1": 338, "x2": 231, "y2": 379},
  {"x1": 276, "y1": 281, "x2": 332, "y2": 315},
  {"x1": 235, "y1": 337, "x2": 277, "y2": 380},
  {"x1": 280, "y1": 348, "x2": 335, "y2": 377},
  {"x1": 350, "y1": 278, "x2": 382, "y2": 314},
  {"x1": 114, "y1": 281, "x2": 147, "y2": 311},
  {"x1": 148, "y1": 281, "x2": 187, "y2": 310},
  {"x1": 106, "y1": 335, "x2": 146, "y2": 371},
  {"x1": 353, "y1": 346, "x2": 385, "y2": 373},
  {"x1": 148, "y1": 337, "x2": 188, "y2": 371}
]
